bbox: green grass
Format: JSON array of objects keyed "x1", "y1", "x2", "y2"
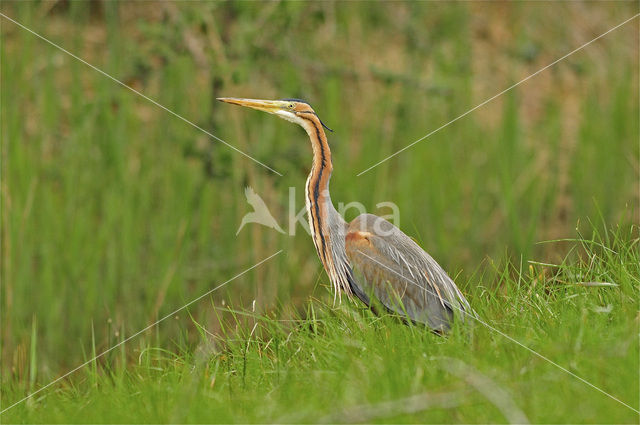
[
  {"x1": 1, "y1": 1, "x2": 638, "y2": 423},
  {"x1": 3, "y1": 225, "x2": 639, "y2": 423}
]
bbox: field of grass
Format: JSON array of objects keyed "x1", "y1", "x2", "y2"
[
  {"x1": 1, "y1": 1, "x2": 639, "y2": 423},
  {"x1": 2, "y1": 226, "x2": 639, "y2": 423}
]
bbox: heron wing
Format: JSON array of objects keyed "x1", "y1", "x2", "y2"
[{"x1": 345, "y1": 214, "x2": 471, "y2": 331}]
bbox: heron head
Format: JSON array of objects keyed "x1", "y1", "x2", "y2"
[{"x1": 217, "y1": 97, "x2": 333, "y2": 132}]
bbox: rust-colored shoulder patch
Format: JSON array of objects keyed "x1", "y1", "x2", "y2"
[{"x1": 346, "y1": 231, "x2": 374, "y2": 245}]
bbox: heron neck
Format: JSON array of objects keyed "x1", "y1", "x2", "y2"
[
  {"x1": 301, "y1": 114, "x2": 352, "y2": 298},
  {"x1": 302, "y1": 113, "x2": 335, "y2": 256}
]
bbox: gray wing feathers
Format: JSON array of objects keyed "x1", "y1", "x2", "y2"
[{"x1": 345, "y1": 214, "x2": 471, "y2": 331}]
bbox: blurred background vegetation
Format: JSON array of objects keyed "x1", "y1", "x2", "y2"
[{"x1": 1, "y1": 0, "x2": 638, "y2": 390}]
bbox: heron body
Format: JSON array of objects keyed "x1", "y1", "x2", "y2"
[{"x1": 218, "y1": 97, "x2": 471, "y2": 332}]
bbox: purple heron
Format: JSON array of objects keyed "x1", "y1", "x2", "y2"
[{"x1": 218, "y1": 97, "x2": 471, "y2": 332}]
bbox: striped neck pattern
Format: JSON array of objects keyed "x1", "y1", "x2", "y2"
[{"x1": 298, "y1": 113, "x2": 353, "y2": 300}]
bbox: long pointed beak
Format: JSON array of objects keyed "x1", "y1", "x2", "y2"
[{"x1": 217, "y1": 97, "x2": 284, "y2": 114}]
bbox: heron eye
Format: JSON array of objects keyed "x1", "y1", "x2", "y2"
[{"x1": 289, "y1": 103, "x2": 295, "y2": 109}]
